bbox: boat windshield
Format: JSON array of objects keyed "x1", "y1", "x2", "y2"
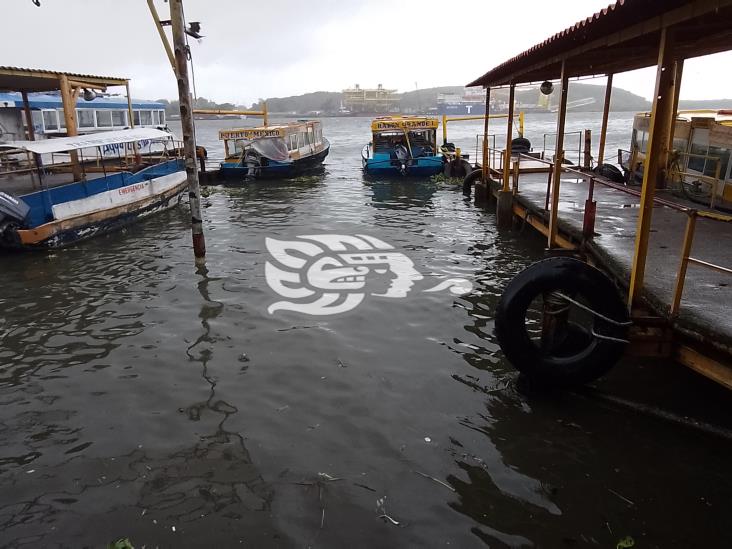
[{"x1": 373, "y1": 130, "x2": 434, "y2": 157}]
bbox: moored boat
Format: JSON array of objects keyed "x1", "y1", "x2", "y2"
[
  {"x1": 0, "y1": 128, "x2": 187, "y2": 250},
  {"x1": 361, "y1": 116, "x2": 443, "y2": 177},
  {"x1": 620, "y1": 109, "x2": 732, "y2": 208},
  {"x1": 219, "y1": 120, "x2": 329, "y2": 180}
]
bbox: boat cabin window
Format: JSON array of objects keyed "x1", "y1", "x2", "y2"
[
  {"x1": 111, "y1": 110, "x2": 127, "y2": 127},
  {"x1": 77, "y1": 109, "x2": 95, "y2": 128},
  {"x1": 140, "y1": 111, "x2": 153, "y2": 125},
  {"x1": 632, "y1": 129, "x2": 649, "y2": 153},
  {"x1": 288, "y1": 133, "x2": 297, "y2": 151},
  {"x1": 314, "y1": 126, "x2": 322, "y2": 144},
  {"x1": 42, "y1": 110, "x2": 59, "y2": 131},
  {"x1": 159, "y1": 110, "x2": 166, "y2": 124},
  {"x1": 58, "y1": 110, "x2": 66, "y2": 129},
  {"x1": 705, "y1": 146, "x2": 730, "y2": 178},
  {"x1": 96, "y1": 110, "x2": 112, "y2": 127}
]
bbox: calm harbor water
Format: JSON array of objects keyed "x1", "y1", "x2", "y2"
[{"x1": 2, "y1": 113, "x2": 732, "y2": 547}]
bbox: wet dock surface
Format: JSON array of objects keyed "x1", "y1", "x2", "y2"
[
  {"x1": 509, "y1": 170, "x2": 732, "y2": 354},
  {"x1": 2, "y1": 115, "x2": 732, "y2": 547}
]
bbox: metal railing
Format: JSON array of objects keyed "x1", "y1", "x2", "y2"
[
  {"x1": 542, "y1": 131, "x2": 584, "y2": 166},
  {"x1": 489, "y1": 146, "x2": 732, "y2": 319}
]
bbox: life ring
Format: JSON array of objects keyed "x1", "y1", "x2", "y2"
[
  {"x1": 495, "y1": 257, "x2": 629, "y2": 386},
  {"x1": 462, "y1": 168, "x2": 484, "y2": 196},
  {"x1": 593, "y1": 163, "x2": 624, "y2": 183}
]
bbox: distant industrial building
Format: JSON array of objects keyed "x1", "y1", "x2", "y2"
[{"x1": 342, "y1": 84, "x2": 399, "y2": 114}]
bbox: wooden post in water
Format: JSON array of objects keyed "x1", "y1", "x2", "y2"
[{"x1": 170, "y1": 0, "x2": 206, "y2": 262}]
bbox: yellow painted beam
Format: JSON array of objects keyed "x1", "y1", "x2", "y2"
[
  {"x1": 548, "y1": 60, "x2": 569, "y2": 248},
  {"x1": 628, "y1": 28, "x2": 676, "y2": 310},
  {"x1": 502, "y1": 84, "x2": 515, "y2": 192},
  {"x1": 597, "y1": 73, "x2": 613, "y2": 165}
]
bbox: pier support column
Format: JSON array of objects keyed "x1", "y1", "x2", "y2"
[
  {"x1": 496, "y1": 190, "x2": 514, "y2": 229},
  {"x1": 597, "y1": 74, "x2": 613, "y2": 166},
  {"x1": 628, "y1": 28, "x2": 676, "y2": 310},
  {"x1": 481, "y1": 87, "x2": 491, "y2": 183},
  {"x1": 497, "y1": 84, "x2": 515, "y2": 229},
  {"x1": 548, "y1": 60, "x2": 569, "y2": 249}
]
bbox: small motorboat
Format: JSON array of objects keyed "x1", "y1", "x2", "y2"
[
  {"x1": 219, "y1": 120, "x2": 329, "y2": 180},
  {"x1": 0, "y1": 128, "x2": 187, "y2": 250},
  {"x1": 361, "y1": 116, "x2": 444, "y2": 177}
]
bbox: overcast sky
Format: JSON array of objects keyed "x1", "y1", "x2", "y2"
[{"x1": 4, "y1": 0, "x2": 732, "y2": 105}]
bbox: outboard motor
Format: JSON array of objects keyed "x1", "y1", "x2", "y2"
[{"x1": 0, "y1": 191, "x2": 30, "y2": 243}]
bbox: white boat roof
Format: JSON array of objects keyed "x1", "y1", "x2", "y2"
[{"x1": 0, "y1": 128, "x2": 173, "y2": 154}]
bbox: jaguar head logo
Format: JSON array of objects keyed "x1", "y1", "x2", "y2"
[{"x1": 265, "y1": 234, "x2": 424, "y2": 315}]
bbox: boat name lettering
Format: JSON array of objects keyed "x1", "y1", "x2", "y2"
[
  {"x1": 224, "y1": 129, "x2": 283, "y2": 139},
  {"x1": 373, "y1": 120, "x2": 435, "y2": 130},
  {"x1": 118, "y1": 183, "x2": 147, "y2": 195},
  {"x1": 102, "y1": 140, "x2": 152, "y2": 154}
]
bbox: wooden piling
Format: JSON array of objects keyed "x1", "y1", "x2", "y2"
[{"x1": 170, "y1": 0, "x2": 206, "y2": 262}]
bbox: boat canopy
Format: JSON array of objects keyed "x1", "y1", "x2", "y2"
[
  {"x1": 0, "y1": 128, "x2": 173, "y2": 154},
  {"x1": 371, "y1": 117, "x2": 439, "y2": 133}
]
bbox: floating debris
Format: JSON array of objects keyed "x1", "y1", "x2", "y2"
[
  {"x1": 414, "y1": 471, "x2": 455, "y2": 492},
  {"x1": 318, "y1": 472, "x2": 342, "y2": 482},
  {"x1": 608, "y1": 488, "x2": 635, "y2": 506},
  {"x1": 616, "y1": 536, "x2": 635, "y2": 548},
  {"x1": 424, "y1": 437, "x2": 432, "y2": 443}
]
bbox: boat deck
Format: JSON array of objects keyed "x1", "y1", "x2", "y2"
[{"x1": 494, "y1": 169, "x2": 732, "y2": 355}]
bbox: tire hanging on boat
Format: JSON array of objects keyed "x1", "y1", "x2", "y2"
[{"x1": 495, "y1": 257, "x2": 629, "y2": 387}]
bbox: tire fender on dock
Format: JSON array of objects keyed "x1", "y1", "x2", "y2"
[{"x1": 495, "y1": 257, "x2": 629, "y2": 387}]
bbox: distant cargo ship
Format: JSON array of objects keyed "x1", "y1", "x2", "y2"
[{"x1": 436, "y1": 88, "x2": 552, "y2": 115}]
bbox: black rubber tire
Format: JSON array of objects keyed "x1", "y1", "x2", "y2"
[
  {"x1": 495, "y1": 257, "x2": 629, "y2": 387},
  {"x1": 593, "y1": 163, "x2": 624, "y2": 183},
  {"x1": 463, "y1": 168, "x2": 484, "y2": 196},
  {"x1": 511, "y1": 137, "x2": 531, "y2": 153}
]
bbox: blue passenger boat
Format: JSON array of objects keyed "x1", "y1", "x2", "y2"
[
  {"x1": 0, "y1": 128, "x2": 187, "y2": 250},
  {"x1": 361, "y1": 116, "x2": 444, "y2": 177},
  {"x1": 219, "y1": 120, "x2": 329, "y2": 180}
]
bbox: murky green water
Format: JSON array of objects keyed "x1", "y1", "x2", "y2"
[{"x1": 1, "y1": 114, "x2": 732, "y2": 548}]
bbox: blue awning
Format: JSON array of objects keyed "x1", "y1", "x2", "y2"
[{"x1": 0, "y1": 91, "x2": 164, "y2": 110}]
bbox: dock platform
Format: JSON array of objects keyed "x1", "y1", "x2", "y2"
[{"x1": 485, "y1": 165, "x2": 732, "y2": 360}]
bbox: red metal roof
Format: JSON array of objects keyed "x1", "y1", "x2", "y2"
[{"x1": 467, "y1": 0, "x2": 729, "y2": 87}]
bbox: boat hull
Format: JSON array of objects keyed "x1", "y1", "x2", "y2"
[
  {"x1": 362, "y1": 149, "x2": 444, "y2": 177},
  {"x1": 220, "y1": 141, "x2": 330, "y2": 181},
  {"x1": 2, "y1": 165, "x2": 188, "y2": 250}
]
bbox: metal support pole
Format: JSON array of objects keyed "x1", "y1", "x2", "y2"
[
  {"x1": 597, "y1": 74, "x2": 613, "y2": 166},
  {"x1": 583, "y1": 129, "x2": 592, "y2": 169},
  {"x1": 628, "y1": 28, "x2": 675, "y2": 310},
  {"x1": 518, "y1": 111, "x2": 525, "y2": 138},
  {"x1": 670, "y1": 211, "x2": 697, "y2": 316},
  {"x1": 442, "y1": 114, "x2": 447, "y2": 145},
  {"x1": 548, "y1": 60, "x2": 569, "y2": 248},
  {"x1": 502, "y1": 84, "x2": 515, "y2": 192},
  {"x1": 263, "y1": 101, "x2": 269, "y2": 127},
  {"x1": 481, "y1": 87, "x2": 491, "y2": 182},
  {"x1": 170, "y1": 0, "x2": 206, "y2": 262}
]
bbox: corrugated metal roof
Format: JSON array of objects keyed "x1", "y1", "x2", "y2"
[
  {"x1": 0, "y1": 66, "x2": 127, "y2": 83},
  {"x1": 467, "y1": 0, "x2": 728, "y2": 87}
]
